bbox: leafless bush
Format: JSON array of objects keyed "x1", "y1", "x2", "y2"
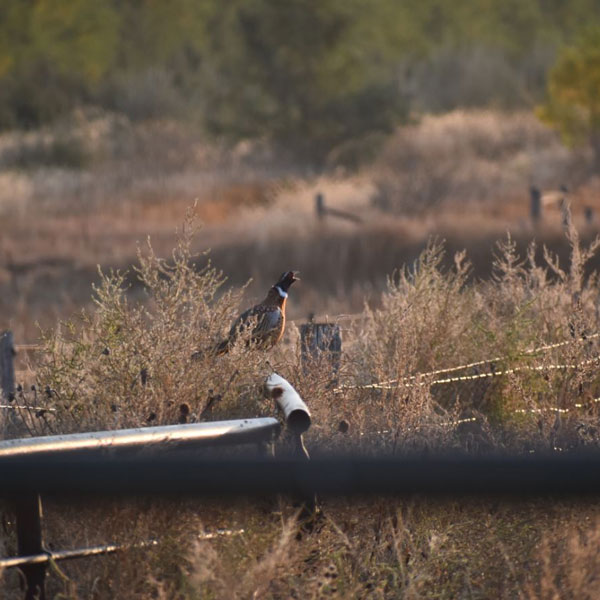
[{"x1": 372, "y1": 110, "x2": 590, "y2": 214}]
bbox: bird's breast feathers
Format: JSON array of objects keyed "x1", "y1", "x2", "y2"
[{"x1": 264, "y1": 306, "x2": 284, "y2": 329}]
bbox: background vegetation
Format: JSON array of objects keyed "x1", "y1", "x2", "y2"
[{"x1": 2, "y1": 0, "x2": 600, "y2": 163}]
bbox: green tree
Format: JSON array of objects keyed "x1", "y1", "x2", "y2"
[
  {"x1": 30, "y1": 0, "x2": 119, "y2": 84},
  {"x1": 537, "y1": 27, "x2": 600, "y2": 169},
  {"x1": 0, "y1": 0, "x2": 120, "y2": 127},
  {"x1": 199, "y1": 0, "x2": 406, "y2": 166}
]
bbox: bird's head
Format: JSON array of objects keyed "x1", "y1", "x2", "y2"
[{"x1": 273, "y1": 271, "x2": 299, "y2": 297}]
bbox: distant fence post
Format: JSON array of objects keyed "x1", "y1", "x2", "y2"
[
  {"x1": 314, "y1": 192, "x2": 362, "y2": 224},
  {"x1": 300, "y1": 322, "x2": 342, "y2": 383},
  {"x1": 530, "y1": 186, "x2": 541, "y2": 225},
  {"x1": 1, "y1": 331, "x2": 15, "y2": 403},
  {"x1": 315, "y1": 192, "x2": 326, "y2": 220},
  {"x1": 585, "y1": 206, "x2": 594, "y2": 225},
  {"x1": 561, "y1": 198, "x2": 571, "y2": 229}
]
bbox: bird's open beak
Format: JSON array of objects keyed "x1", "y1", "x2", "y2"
[{"x1": 292, "y1": 271, "x2": 300, "y2": 281}]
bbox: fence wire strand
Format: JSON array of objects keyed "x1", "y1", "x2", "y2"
[{"x1": 335, "y1": 332, "x2": 600, "y2": 393}]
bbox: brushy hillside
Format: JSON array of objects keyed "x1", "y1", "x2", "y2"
[
  {"x1": 4, "y1": 209, "x2": 600, "y2": 597},
  {"x1": 372, "y1": 110, "x2": 591, "y2": 214}
]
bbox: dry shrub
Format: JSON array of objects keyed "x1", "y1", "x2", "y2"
[
  {"x1": 12, "y1": 210, "x2": 600, "y2": 455},
  {"x1": 372, "y1": 110, "x2": 590, "y2": 214},
  {"x1": 338, "y1": 221, "x2": 600, "y2": 453},
  {"x1": 26, "y1": 210, "x2": 280, "y2": 436}
]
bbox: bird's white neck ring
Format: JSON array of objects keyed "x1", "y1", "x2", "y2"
[{"x1": 275, "y1": 286, "x2": 288, "y2": 298}]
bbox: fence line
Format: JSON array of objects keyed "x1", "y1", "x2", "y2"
[
  {"x1": 8, "y1": 330, "x2": 600, "y2": 414},
  {"x1": 358, "y1": 397, "x2": 600, "y2": 440},
  {"x1": 14, "y1": 324, "x2": 598, "y2": 379},
  {"x1": 336, "y1": 356, "x2": 600, "y2": 424},
  {"x1": 335, "y1": 332, "x2": 600, "y2": 393}
]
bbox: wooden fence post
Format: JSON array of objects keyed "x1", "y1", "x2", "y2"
[
  {"x1": 315, "y1": 192, "x2": 326, "y2": 220},
  {"x1": 314, "y1": 192, "x2": 362, "y2": 224},
  {"x1": 300, "y1": 322, "x2": 342, "y2": 381},
  {"x1": 561, "y1": 198, "x2": 571, "y2": 229},
  {"x1": 1, "y1": 331, "x2": 18, "y2": 436},
  {"x1": 530, "y1": 186, "x2": 541, "y2": 225}
]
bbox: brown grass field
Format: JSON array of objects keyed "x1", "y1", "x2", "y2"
[{"x1": 3, "y1": 110, "x2": 600, "y2": 598}]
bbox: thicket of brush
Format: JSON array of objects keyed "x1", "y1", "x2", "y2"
[
  {"x1": 372, "y1": 110, "x2": 593, "y2": 214},
  {"x1": 4, "y1": 213, "x2": 600, "y2": 597}
]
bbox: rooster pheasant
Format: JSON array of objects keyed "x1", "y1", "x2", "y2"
[{"x1": 196, "y1": 271, "x2": 299, "y2": 357}]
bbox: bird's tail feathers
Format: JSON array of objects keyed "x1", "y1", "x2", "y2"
[
  {"x1": 191, "y1": 339, "x2": 230, "y2": 361},
  {"x1": 213, "y1": 339, "x2": 230, "y2": 356}
]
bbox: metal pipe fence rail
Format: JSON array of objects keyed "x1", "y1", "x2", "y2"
[
  {"x1": 0, "y1": 418, "x2": 284, "y2": 600},
  {"x1": 0, "y1": 367, "x2": 311, "y2": 600}
]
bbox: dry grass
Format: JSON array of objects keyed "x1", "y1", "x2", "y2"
[
  {"x1": 4, "y1": 110, "x2": 600, "y2": 597},
  {"x1": 4, "y1": 210, "x2": 600, "y2": 597}
]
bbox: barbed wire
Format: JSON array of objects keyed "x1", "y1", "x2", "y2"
[
  {"x1": 10, "y1": 330, "x2": 600, "y2": 422},
  {"x1": 0, "y1": 405, "x2": 56, "y2": 412},
  {"x1": 335, "y1": 332, "x2": 600, "y2": 393},
  {"x1": 14, "y1": 343, "x2": 43, "y2": 351},
  {"x1": 357, "y1": 397, "x2": 600, "y2": 442}
]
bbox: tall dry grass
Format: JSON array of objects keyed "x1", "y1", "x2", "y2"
[{"x1": 6, "y1": 208, "x2": 600, "y2": 449}]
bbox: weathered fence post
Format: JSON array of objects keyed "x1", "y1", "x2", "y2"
[
  {"x1": 561, "y1": 198, "x2": 571, "y2": 229},
  {"x1": 265, "y1": 373, "x2": 311, "y2": 460},
  {"x1": 300, "y1": 322, "x2": 342, "y2": 384},
  {"x1": 585, "y1": 206, "x2": 594, "y2": 225},
  {"x1": 265, "y1": 373, "x2": 317, "y2": 517},
  {"x1": 314, "y1": 192, "x2": 362, "y2": 224},
  {"x1": 1, "y1": 331, "x2": 17, "y2": 436}
]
